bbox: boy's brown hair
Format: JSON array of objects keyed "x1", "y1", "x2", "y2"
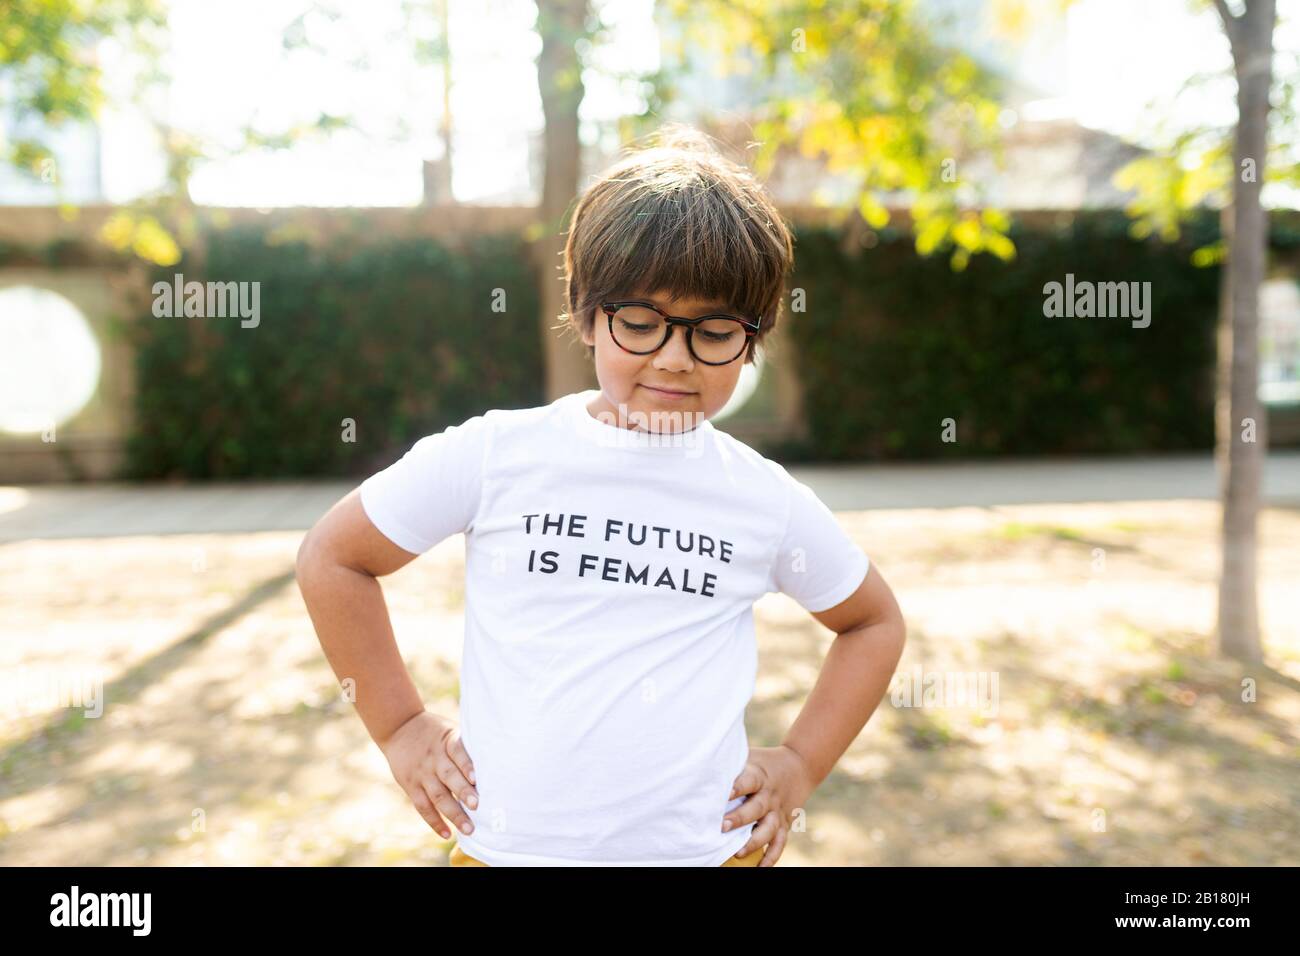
[{"x1": 560, "y1": 124, "x2": 794, "y2": 366}]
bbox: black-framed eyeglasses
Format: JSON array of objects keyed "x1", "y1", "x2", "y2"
[{"x1": 600, "y1": 300, "x2": 760, "y2": 366}]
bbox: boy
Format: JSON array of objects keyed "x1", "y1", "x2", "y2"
[{"x1": 295, "y1": 126, "x2": 906, "y2": 866}]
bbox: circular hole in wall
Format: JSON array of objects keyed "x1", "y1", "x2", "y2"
[{"x1": 0, "y1": 286, "x2": 102, "y2": 435}]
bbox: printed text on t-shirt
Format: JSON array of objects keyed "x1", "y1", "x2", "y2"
[{"x1": 520, "y1": 512, "x2": 734, "y2": 599}]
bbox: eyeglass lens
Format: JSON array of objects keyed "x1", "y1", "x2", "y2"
[{"x1": 610, "y1": 305, "x2": 748, "y2": 364}]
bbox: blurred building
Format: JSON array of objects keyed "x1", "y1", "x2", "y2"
[
  {"x1": 653, "y1": 0, "x2": 1147, "y2": 210},
  {"x1": 0, "y1": 73, "x2": 107, "y2": 204}
]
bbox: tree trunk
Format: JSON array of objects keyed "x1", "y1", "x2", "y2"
[
  {"x1": 1214, "y1": 0, "x2": 1275, "y2": 663},
  {"x1": 422, "y1": 0, "x2": 455, "y2": 206},
  {"x1": 534, "y1": 0, "x2": 596, "y2": 401}
]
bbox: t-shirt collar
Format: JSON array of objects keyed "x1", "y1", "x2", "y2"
[{"x1": 562, "y1": 389, "x2": 714, "y2": 454}]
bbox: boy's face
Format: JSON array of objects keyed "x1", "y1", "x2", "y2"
[{"x1": 580, "y1": 288, "x2": 747, "y2": 433}]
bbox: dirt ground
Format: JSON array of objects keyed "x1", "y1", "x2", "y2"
[{"x1": 2, "y1": 498, "x2": 1297, "y2": 866}]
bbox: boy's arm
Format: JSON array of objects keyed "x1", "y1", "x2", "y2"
[
  {"x1": 295, "y1": 488, "x2": 428, "y2": 748},
  {"x1": 780, "y1": 563, "x2": 907, "y2": 790}
]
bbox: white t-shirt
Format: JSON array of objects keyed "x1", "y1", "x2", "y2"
[{"x1": 359, "y1": 388, "x2": 870, "y2": 865}]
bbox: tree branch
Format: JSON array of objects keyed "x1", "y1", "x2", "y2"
[{"x1": 1212, "y1": 0, "x2": 1242, "y2": 56}]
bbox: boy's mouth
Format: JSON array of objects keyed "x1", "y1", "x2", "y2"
[{"x1": 641, "y1": 384, "x2": 695, "y2": 397}]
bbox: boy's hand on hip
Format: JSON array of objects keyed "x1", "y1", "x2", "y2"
[
  {"x1": 378, "y1": 710, "x2": 478, "y2": 840},
  {"x1": 722, "y1": 745, "x2": 815, "y2": 866}
]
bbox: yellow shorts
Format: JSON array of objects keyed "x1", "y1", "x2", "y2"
[{"x1": 449, "y1": 842, "x2": 769, "y2": 867}]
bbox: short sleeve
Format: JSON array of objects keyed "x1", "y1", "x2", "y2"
[
  {"x1": 358, "y1": 413, "x2": 491, "y2": 555},
  {"x1": 767, "y1": 470, "x2": 870, "y2": 613}
]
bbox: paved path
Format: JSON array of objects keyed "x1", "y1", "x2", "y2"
[
  {"x1": 1, "y1": 451, "x2": 1298, "y2": 540},
  {"x1": 795, "y1": 450, "x2": 1300, "y2": 510}
]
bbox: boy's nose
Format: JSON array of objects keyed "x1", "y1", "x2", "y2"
[{"x1": 654, "y1": 325, "x2": 694, "y2": 369}]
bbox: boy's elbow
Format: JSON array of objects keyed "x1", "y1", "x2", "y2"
[
  {"x1": 889, "y1": 602, "x2": 907, "y2": 641},
  {"x1": 295, "y1": 526, "x2": 325, "y2": 581},
  {"x1": 889, "y1": 611, "x2": 908, "y2": 660}
]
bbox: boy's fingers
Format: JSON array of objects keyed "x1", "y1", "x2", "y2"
[
  {"x1": 446, "y1": 738, "x2": 477, "y2": 787},
  {"x1": 731, "y1": 811, "x2": 778, "y2": 860},
  {"x1": 410, "y1": 788, "x2": 451, "y2": 839},
  {"x1": 424, "y1": 777, "x2": 474, "y2": 836},
  {"x1": 722, "y1": 791, "x2": 769, "y2": 832},
  {"x1": 759, "y1": 819, "x2": 787, "y2": 867},
  {"x1": 436, "y1": 758, "x2": 479, "y2": 811},
  {"x1": 728, "y1": 766, "x2": 758, "y2": 800}
]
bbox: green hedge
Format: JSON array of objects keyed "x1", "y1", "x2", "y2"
[
  {"x1": 20, "y1": 207, "x2": 1291, "y2": 476},
  {"x1": 781, "y1": 210, "x2": 1225, "y2": 460},
  {"x1": 124, "y1": 227, "x2": 543, "y2": 479}
]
